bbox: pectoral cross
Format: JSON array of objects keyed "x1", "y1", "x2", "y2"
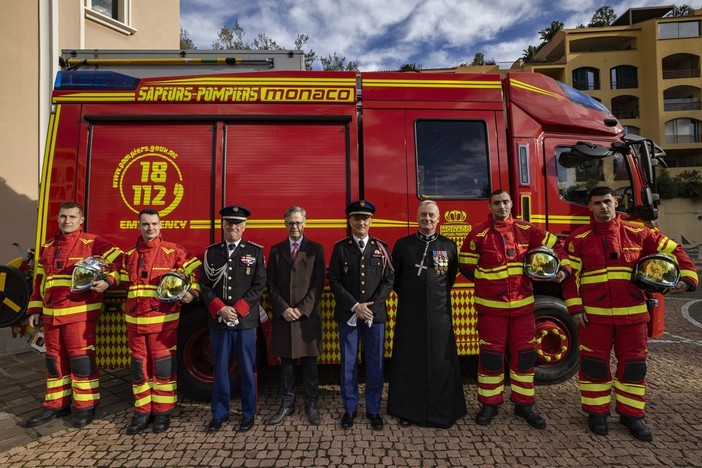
[{"x1": 415, "y1": 260, "x2": 427, "y2": 276}]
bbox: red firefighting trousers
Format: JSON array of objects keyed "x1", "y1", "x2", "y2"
[
  {"x1": 578, "y1": 321, "x2": 648, "y2": 418},
  {"x1": 127, "y1": 328, "x2": 178, "y2": 415},
  {"x1": 477, "y1": 312, "x2": 537, "y2": 406},
  {"x1": 42, "y1": 320, "x2": 100, "y2": 412}
]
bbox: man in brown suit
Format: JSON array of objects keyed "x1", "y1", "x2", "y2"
[{"x1": 265, "y1": 206, "x2": 326, "y2": 426}]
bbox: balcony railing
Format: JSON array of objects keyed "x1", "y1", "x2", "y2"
[
  {"x1": 665, "y1": 134, "x2": 702, "y2": 144},
  {"x1": 664, "y1": 99, "x2": 702, "y2": 111},
  {"x1": 573, "y1": 81, "x2": 600, "y2": 91},
  {"x1": 612, "y1": 109, "x2": 639, "y2": 119},
  {"x1": 662, "y1": 68, "x2": 701, "y2": 79}
]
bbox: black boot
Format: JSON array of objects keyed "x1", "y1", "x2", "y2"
[
  {"x1": 587, "y1": 414, "x2": 608, "y2": 436},
  {"x1": 620, "y1": 415, "x2": 652, "y2": 442},
  {"x1": 475, "y1": 405, "x2": 498, "y2": 426},
  {"x1": 515, "y1": 405, "x2": 546, "y2": 429},
  {"x1": 126, "y1": 413, "x2": 153, "y2": 435},
  {"x1": 24, "y1": 407, "x2": 70, "y2": 428}
]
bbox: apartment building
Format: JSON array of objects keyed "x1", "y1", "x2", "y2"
[
  {"x1": 522, "y1": 5, "x2": 702, "y2": 169},
  {"x1": 0, "y1": 1, "x2": 179, "y2": 263}
]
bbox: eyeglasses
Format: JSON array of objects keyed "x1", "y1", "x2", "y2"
[{"x1": 286, "y1": 221, "x2": 304, "y2": 227}]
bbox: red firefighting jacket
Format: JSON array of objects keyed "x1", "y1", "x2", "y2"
[
  {"x1": 27, "y1": 230, "x2": 122, "y2": 325},
  {"x1": 563, "y1": 215, "x2": 698, "y2": 323},
  {"x1": 121, "y1": 236, "x2": 201, "y2": 334},
  {"x1": 458, "y1": 215, "x2": 569, "y2": 316}
]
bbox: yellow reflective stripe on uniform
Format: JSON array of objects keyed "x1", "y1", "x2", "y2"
[
  {"x1": 458, "y1": 252, "x2": 478, "y2": 265},
  {"x1": 134, "y1": 395, "x2": 152, "y2": 408},
  {"x1": 477, "y1": 386, "x2": 504, "y2": 398},
  {"x1": 102, "y1": 246, "x2": 122, "y2": 263},
  {"x1": 614, "y1": 380, "x2": 645, "y2": 396},
  {"x1": 47, "y1": 376, "x2": 72, "y2": 388},
  {"x1": 44, "y1": 279, "x2": 73, "y2": 288},
  {"x1": 579, "y1": 380, "x2": 612, "y2": 392},
  {"x1": 475, "y1": 263, "x2": 524, "y2": 280},
  {"x1": 73, "y1": 379, "x2": 100, "y2": 390},
  {"x1": 28, "y1": 300, "x2": 45, "y2": 309},
  {"x1": 542, "y1": 232, "x2": 557, "y2": 248},
  {"x1": 681, "y1": 269, "x2": 699, "y2": 281},
  {"x1": 510, "y1": 385, "x2": 535, "y2": 397},
  {"x1": 133, "y1": 382, "x2": 151, "y2": 394},
  {"x1": 44, "y1": 302, "x2": 103, "y2": 317},
  {"x1": 152, "y1": 394, "x2": 177, "y2": 404},
  {"x1": 72, "y1": 392, "x2": 100, "y2": 402},
  {"x1": 477, "y1": 373, "x2": 503, "y2": 384},
  {"x1": 615, "y1": 394, "x2": 645, "y2": 410},
  {"x1": 475, "y1": 295, "x2": 534, "y2": 309},
  {"x1": 564, "y1": 298, "x2": 583, "y2": 308},
  {"x1": 509, "y1": 371, "x2": 534, "y2": 383},
  {"x1": 45, "y1": 390, "x2": 72, "y2": 401},
  {"x1": 580, "y1": 271, "x2": 632, "y2": 284},
  {"x1": 153, "y1": 381, "x2": 177, "y2": 392},
  {"x1": 581, "y1": 395, "x2": 612, "y2": 406},
  {"x1": 125, "y1": 313, "x2": 180, "y2": 325},
  {"x1": 182, "y1": 257, "x2": 202, "y2": 275},
  {"x1": 584, "y1": 304, "x2": 648, "y2": 316}
]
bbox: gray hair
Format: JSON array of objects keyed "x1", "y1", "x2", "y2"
[
  {"x1": 284, "y1": 206, "x2": 307, "y2": 220},
  {"x1": 418, "y1": 199, "x2": 439, "y2": 213}
]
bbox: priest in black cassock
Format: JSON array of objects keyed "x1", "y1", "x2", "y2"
[{"x1": 387, "y1": 200, "x2": 467, "y2": 428}]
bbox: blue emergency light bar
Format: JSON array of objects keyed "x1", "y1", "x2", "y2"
[{"x1": 54, "y1": 71, "x2": 140, "y2": 90}]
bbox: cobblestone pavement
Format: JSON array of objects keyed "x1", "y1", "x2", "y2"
[{"x1": 1, "y1": 291, "x2": 702, "y2": 467}]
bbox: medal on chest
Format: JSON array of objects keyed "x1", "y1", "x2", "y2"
[{"x1": 433, "y1": 250, "x2": 449, "y2": 275}]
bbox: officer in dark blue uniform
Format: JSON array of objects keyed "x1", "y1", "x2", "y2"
[
  {"x1": 328, "y1": 200, "x2": 394, "y2": 430},
  {"x1": 200, "y1": 205, "x2": 266, "y2": 433}
]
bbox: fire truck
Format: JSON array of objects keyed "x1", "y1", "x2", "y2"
[{"x1": 0, "y1": 49, "x2": 666, "y2": 402}]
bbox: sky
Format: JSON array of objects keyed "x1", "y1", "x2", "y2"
[{"x1": 180, "y1": 1, "x2": 693, "y2": 71}]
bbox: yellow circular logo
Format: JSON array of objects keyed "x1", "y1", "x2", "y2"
[{"x1": 113, "y1": 146, "x2": 184, "y2": 217}]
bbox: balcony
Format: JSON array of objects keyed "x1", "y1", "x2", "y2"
[{"x1": 664, "y1": 99, "x2": 701, "y2": 111}]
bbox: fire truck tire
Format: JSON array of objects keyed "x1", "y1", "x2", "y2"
[
  {"x1": 0, "y1": 265, "x2": 31, "y2": 328},
  {"x1": 177, "y1": 307, "x2": 241, "y2": 402},
  {"x1": 533, "y1": 296, "x2": 579, "y2": 385}
]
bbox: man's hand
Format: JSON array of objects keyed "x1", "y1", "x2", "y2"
[
  {"x1": 669, "y1": 281, "x2": 691, "y2": 293},
  {"x1": 28, "y1": 314, "x2": 41, "y2": 329},
  {"x1": 552, "y1": 270, "x2": 567, "y2": 284},
  {"x1": 90, "y1": 279, "x2": 110, "y2": 293},
  {"x1": 572, "y1": 312, "x2": 588, "y2": 328},
  {"x1": 179, "y1": 291, "x2": 195, "y2": 304},
  {"x1": 283, "y1": 307, "x2": 302, "y2": 322},
  {"x1": 354, "y1": 302, "x2": 374, "y2": 321},
  {"x1": 217, "y1": 305, "x2": 239, "y2": 323}
]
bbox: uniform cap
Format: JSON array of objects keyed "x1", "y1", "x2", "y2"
[
  {"x1": 219, "y1": 205, "x2": 251, "y2": 222},
  {"x1": 346, "y1": 200, "x2": 376, "y2": 217}
]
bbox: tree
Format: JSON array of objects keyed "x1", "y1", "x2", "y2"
[
  {"x1": 672, "y1": 170, "x2": 702, "y2": 201},
  {"x1": 672, "y1": 4, "x2": 695, "y2": 16},
  {"x1": 539, "y1": 21, "x2": 564, "y2": 43},
  {"x1": 294, "y1": 34, "x2": 317, "y2": 71},
  {"x1": 180, "y1": 28, "x2": 196, "y2": 50},
  {"x1": 399, "y1": 63, "x2": 422, "y2": 71},
  {"x1": 522, "y1": 45, "x2": 540, "y2": 62},
  {"x1": 320, "y1": 52, "x2": 359, "y2": 71},
  {"x1": 470, "y1": 52, "x2": 496, "y2": 66},
  {"x1": 588, "y1": 6, "x2": 616, "y2": 27},
  {"x1": 211, "y1": 21, "x2": 245, "y2": 50}
]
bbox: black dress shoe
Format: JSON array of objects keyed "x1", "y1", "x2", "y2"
[
  {"x1": 126, "y1": 414, "x2": 154, "y2": 435},
  {"x1": 475, "y1": 405, "x2": 498, "y2": 426},
  {"x1": 265, "y1": 407, "x2": 295, "y2": 426},
  {"x1": 238, "y1": 417, "x2": 255, "y2": 432},
  {"x1": 587, "y1": 414, "x2": 608, "y2": 436},
  {"x1": 206, "y1": 417, "x2": 228, "y2": 433},
  {"x1": 341, "y1": 411, "x2": 357, "y2": 429},
  {"x1": 72, "y1": 408, "x2": 95, "y2": 428},
  {"x1": 366, "y1": 413, "x2": 384, "y2": 430},
  {"x1": 620, "y1": 415, "x2": 652, "y2": 442},
  {"x1": 515, "y1": 405, "x2": 546, "y2": 429},
  {"x1": 306, "y1": 407, "x2": 321, "y2": 426},
  {"x1": 152, "y1": 414, "x2": 170, "y2": 433},
  {"x1": 24, "y1": 407, "x2": 71, "y2": 428},
  {"x1": 398, "y1": 417, "x2": 412, "y2": 427}
]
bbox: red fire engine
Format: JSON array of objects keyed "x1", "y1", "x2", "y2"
[{"x1": 0, "y1": 50, "x2": 666, "y2": 401}]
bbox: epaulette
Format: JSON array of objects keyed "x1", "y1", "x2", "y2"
[
  {"x1": 371, "y1": 237, "x2": 389, "y2": 247},
  {"x1": 245, "y1": 240, "x2": 264, "y2": 249},
  {"x1": 335, "y1": 237, "x2": 352, "y2": 245}
]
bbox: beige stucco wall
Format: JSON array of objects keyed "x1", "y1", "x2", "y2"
[
  {"x1": 0, "y1": 1, "x2": 179, "y2": 264},
  {"x1": 656, "y1": 197, "x2": 702, "y2": 249}
]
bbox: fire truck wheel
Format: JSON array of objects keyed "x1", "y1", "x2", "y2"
[
  {"x1": 177, "y1": 307, "x2": 241, "y2": 402},
  {"x1": 533, "y1": 295, "x2": 579, "y2": 385},
  {"x1": 0, "y1": 265, "x2": 31, "y2": 328}
]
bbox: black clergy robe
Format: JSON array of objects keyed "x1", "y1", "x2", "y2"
[{"x1": 387, "y1": 233, "x2": 467, "y2": 428}]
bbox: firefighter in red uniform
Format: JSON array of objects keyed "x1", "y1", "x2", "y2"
[
  {"x1": 458, "y1": 190, "x2": 569, "y2": 429},
  {"x1": 564, "y1": 186, "x2": 698, "y2": 441},
  {"x1": 120, "y1": 209, "x2": 201, "y2": 435},
  {"x1": 24, "y1": 201, "x2": 122, "y2": 429}
]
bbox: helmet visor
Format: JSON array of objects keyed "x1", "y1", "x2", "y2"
[
  {"x1": 524, "y1": 248, "x2": 560, "y2": 280},
  {"x1": 156, "y1": 271, "x2": 190, "y2": 302}
]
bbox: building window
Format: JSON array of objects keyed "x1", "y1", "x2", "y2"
[
  {"x1": 610, "y1": 65, "x2": 638, "y2": 90},
  {"x1": 662, "y1": 53, "x2": 701, "y2": 80},
  {"x1": 572, "y1": 67, "x2": 600, "y2": 91},
  {"x1": 84, "y1": 0, "x2": 136, "y2": 35},
  {"x1": 659, "y1": 21, "x2": 700, "y2": 39},
  {"x1": 664, "y1": 86, "x2": 701, "y2": 111},
  {"x1": 415, "y1": 120, "x2": 490, "y2": 199},
  {"x1": 665, "y1": 118, "x2": 702, "y2": 144},
  {"x1": 611, "y1": 95, "x2": 639, "y2": 119},
  {"x1": 623, "y1": 126, "x2": 640, "y2": 135}
]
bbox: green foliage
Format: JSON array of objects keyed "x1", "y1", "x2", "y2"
[
  {"x1": 539, "y1": 21, "x2": 564, "y2": 42},
  {"x1": 320, "y1": 53, "x2": 359, "y2": 71},
  {"x1": 656, "y1": 169, "x2": 677, "y2": 199},
  {"x1": 672, "y1": 170, "x2": 702, "y2": 201},
  {"x1": 399, "y1": 63, "x2": 423, "y2": 71},
  {"x1": 180, "y1": 29, "x2": 196, "y2": 50},
  {"x1": 470, "y1": 52, "x2": 496, "y2": 66},
  {"x1": 588, "y1": 6, "x2": 616, "y2": 27},
  {"x1": 672, "y1": 5, "x2": 695, "y2": 17}
]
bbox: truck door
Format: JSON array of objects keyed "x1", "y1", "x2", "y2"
[
  {"x1": 86, "y1": 122, "x2": 216, "y2": 255},
  {"x1": 222, "y1": 120, "x2": 353, "y2": 250}
]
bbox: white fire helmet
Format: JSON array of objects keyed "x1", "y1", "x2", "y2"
[
  {"x1": 524, "y1": 246, "x2": 560, "y2": 280},
  {"x1": 70, "y1": 256, "x2": 109, "y2": 292},
  {"x1": 633, "y1": 253, "x2": 680, "y2": 293},
  {"x1": 156, "y1": 270, "x2": 190, "y2": 302}
]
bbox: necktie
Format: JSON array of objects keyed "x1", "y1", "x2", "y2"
[
  {"x1": 358, "y1": 240, "x2": 365, "y2": 251},
  {"x1": 228, "y1": 243, "x2": 235, "y2": 252},
  {"x1": 291, "y1": 242, "x2": 298, "y2": 260}
]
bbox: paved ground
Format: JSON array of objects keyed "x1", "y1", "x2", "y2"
[{"x1": 1, "y1": 289, "x2": 702, "y2": 467}]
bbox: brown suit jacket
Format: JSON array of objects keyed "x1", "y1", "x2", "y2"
[{"x1": 267, "y1": 237, "x2": 325, "y2": 359}]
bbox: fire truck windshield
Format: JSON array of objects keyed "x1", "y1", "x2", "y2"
[{"x1": 557, "y1": 81, "x2": 612, "y2": 114}]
